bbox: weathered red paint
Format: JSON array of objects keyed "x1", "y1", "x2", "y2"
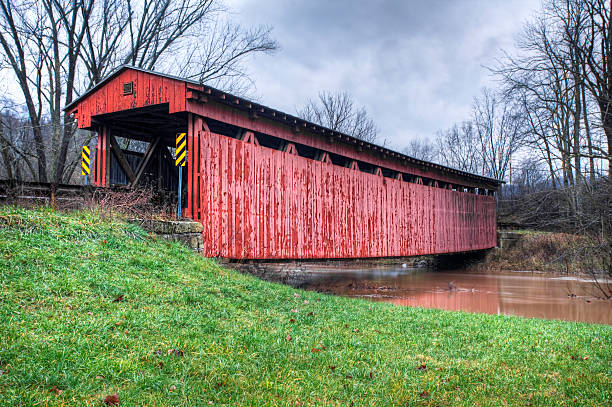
[
  {"x1": 185, "y1": 100, "x2": 491, "y2": 189},
  {"x1": 68, "y1": 67, "x2": 501, "y2": 260},
  {"x1": 94, "y1": 127, "x2": 107, "y2": 187},
  {"x1": 189, "y1": 127, "x2": 497, "y2": 259},
  {"x1": 69, "y1": 69, "x2": 188, "y2": 128}
]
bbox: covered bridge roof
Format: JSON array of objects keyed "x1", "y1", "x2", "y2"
[{"x1": 66, "y1": 65, "x2": 503, "y2": 187}]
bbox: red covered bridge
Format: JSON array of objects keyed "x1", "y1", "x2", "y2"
[{"x1": 66, "y1": 66, "x2": 502, "y2": 260}]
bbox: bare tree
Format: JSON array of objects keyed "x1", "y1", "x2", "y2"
[
  {"x1": 513, "y1": 157, "x2": 550, "y2": 194},
  {"x1": 472, "y1": 88, "x2": 524, "y2": 181},
  {"x1": 402, "y1": 138, "x2": 438, "y2": 162},
  {"x1": 571, "y1": 0, "x2": 612, "y2": 176},
  {"x1": 495, "y1": 0, "x2": 610, "y2": 183},
  {"x1": 297, "y1": 91, "x2": 378, "y2": 143},
  {"x1": 0, "y1": 104, "x2": 38, "y2": 180},
  {"x1": 0, "y1": 0, "x2": 277, "y2": 183},
  {"x1": 435, "y1": 121, "x2": 483, "y2": 174}
]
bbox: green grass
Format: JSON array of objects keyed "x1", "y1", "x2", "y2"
[{"x1": 0, "y1": 207, "x2": 610, "y2": 406}]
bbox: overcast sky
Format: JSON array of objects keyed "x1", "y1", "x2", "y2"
[{"x1": 225, "y1": 0, "x2": 539, "y2": 150}]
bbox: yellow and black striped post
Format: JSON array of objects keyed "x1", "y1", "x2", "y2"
[
  {"x1": 176, "y1": 133, "x2": 187, "y2": 219},
  {"x1": 81, "y1": 146, "x2": 91, "y2": 184},
  {"x1": 176, "y1": 132, "x2": 186, "y2": 167}
]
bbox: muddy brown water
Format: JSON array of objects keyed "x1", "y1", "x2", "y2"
[{"x1": 264, "y1": 264, "x2": 611, "y2": 325}]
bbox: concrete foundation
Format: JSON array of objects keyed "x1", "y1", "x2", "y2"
[
  {"x1": 130, "y1": 219, "x2": 203, "y2": 252},
  {"x1": 497, "y1": 231, "x2": 522, "y2": 250}
]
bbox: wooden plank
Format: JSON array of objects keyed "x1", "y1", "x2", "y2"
[
  {"x1": 246, "y1": 138, "x2": 255, "y2": 258},
  {"x1": 235, "y1": 137, "x2": 243, "y2": 258},
  {"x1": 210, "y1": 129, "x2": 220, "y2": 255},
  {"x1": 186, "y1": 114, "x2": 193, "y2": 219},
  {"x1": 220, "y1": 133, "x2": 228, "y2": 256},
  {"x1": 94, "y1": 127, "x2": 101, "y2": 186},
  {"x1": 227, "y1": 136, "x2": 235, "y2": 257},
  {"x1": 104, "y1": 127, "x2": 111, "y2": 186},
  {"x1": 130, "y1": 137, "x2": 160, "y2": 188},
  {"x1": 108, "y1": 133, "x2": 136, "y2": 183}
]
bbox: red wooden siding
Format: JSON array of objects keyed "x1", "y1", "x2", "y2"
[
  {"x1": 191, "y1": 129, "x2": 497, "y2": 259},
  {"x1": 72, "y1": 70, "x2": 187, "y2": 128},
  {"x1": 187, "y1": 100, "x2": 490, "y2": 189},
  {"x1": 95, "y1": 128, "x2": 106, "y2": 186}
]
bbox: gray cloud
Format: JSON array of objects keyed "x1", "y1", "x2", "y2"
[{"x1": 226, "y1": 0, "x2": 538, "y2": 149}]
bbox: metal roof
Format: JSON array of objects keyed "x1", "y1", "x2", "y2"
[{"x1": 66, "y1": 65, "x2": 504, "y2": 186}]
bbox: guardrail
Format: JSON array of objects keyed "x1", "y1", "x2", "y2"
[{"x1": 0, "y1": 180, "x2": 128, "y2": 208}]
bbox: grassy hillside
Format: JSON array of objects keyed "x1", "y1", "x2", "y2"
[{"x1": 0, "y1": 207, "x2": 610, "y2": 406}]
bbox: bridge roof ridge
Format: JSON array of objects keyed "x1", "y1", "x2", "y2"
[{"x1": 65, "y1": 65, "x2": 504, "y2": 186}]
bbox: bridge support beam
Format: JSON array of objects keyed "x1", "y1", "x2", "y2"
[{"x1": 94, "y1": 126, "x2": 109, "y2": 187}]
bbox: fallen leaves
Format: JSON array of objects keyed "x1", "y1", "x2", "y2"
[
  {"x1": 112, "y1": 294, "x2": 125, "y2": 302},
  {"x1": 169, "y1": 385, "x2": 176, "y2": 392},
  {"x1": 289, "y1": 318, "x2": 295, "y2": 323},
  {"x1": 167, "y1": 349, "x2": 184, "y2": 357},
  {"x1": 286, "y1": 335, "x2": 292, "y2": 341},
  {"x1": 49, "y1": 387, "x2": 63, "y2": 395},
  {"x1": 417, "y1": 364, "x2": 427, "y2": 371},
  {"x1": 419, "y1": 390, "x2": 429, "y2": 398},
  {"x1": 104, "y1": 393, "x2": 120, "y2": 405},
  {"x1": 328, "y1": 365, "x2": 336, "y2": 371}
]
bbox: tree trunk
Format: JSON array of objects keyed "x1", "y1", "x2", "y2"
[
  {"x1": 31, "y1": 119, "x2": 48, "y2": 183},
  {"x1": 606, "y1": 116, "x2": 612, "y2": 177},
  {"x1": 53, "y1": 114, "x2": 75, "y2": 183},
  {"x1": 572, "y1": 73, "x2": 582, "y2": 185},
  {"x1": 599, "y1": 98, "x2": 612, "y2": 177},
  {"x1": 582, "y1": 87, "x2": 595, "y2": 182},
  {"x1": 543, "y1": 136, "x2": 558, "y2": 190},
  {"x1": 0, "y1": 113, "x2": 14, "y2": 179}
]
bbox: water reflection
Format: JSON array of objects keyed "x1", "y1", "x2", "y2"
[{"x1": 277, "y1": 264, "x2": 611, "y2": 325}]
